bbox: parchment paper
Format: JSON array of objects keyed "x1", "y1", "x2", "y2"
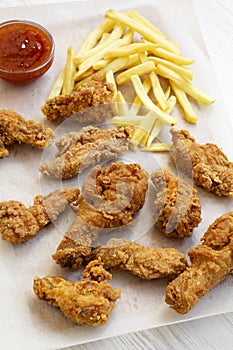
[{"x1": 0, "y1": 1, "x2": 233, "y2": 349}]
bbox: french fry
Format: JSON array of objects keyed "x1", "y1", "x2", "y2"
[
  {"x1": 116, "y1": 61, "x2": 155, "y2": 86},
  {"x1": 98, "y1": 32, "x2": 110, "y2": 45},
  {"x1": 75, "y1": 23, "x2": 126, "y2": 65},
  {"x1": 93, "y1": 58, "x2": 112, "y2": 70},
  {"x1": 77, "y1": 18, "x2": 115, "y2": 56},
  {"x1": 142, "y1": 39, "x2": 195, "y2": 65},
  {"x1": 130, "y1": 75, "x2": 178, "y2": 126},
  {"x1": 148, "y1": 56, "x2": 193, "y2": 80},
  {"x1": 104, "y1": 43, "x2": 161, "y2": 59},
  {"x1": 146, "y1": 119, "x2": 163, "y2": 146},
  {"x1": 48, "y1": 68, "x2": 65, "y2": 99},
  {"x1": 111, "y1": 115, "x2": 144, "y2": 126},
  {"x1": 129, "y1": 75, "x2": 152, "y2": 115},
  {"x1": 130, "y1": 110, "x2": 158, "y2": 146},
  {"x1": 105, "y1": 9, "x2": 180, "y2": 54},
  {"x1": 127, "y1": 9, "x2": 167, "y2": 39},
  {"x1": 141, "y1": 143, "x2": 171, "y2": 152},
  {"x1": 170, "y1": 80, "x2": 198, "y2": 123},
  {"x1": 62, "y1": 46, "x2": 76, "y2": 94},
  {"x1": 149, "y1": 71, "x2": 169, "y2": 111},
  {"x1": 155, "y1": 64, "x2": 215, "y2": 105},
  {"x1": 115, "y1": 91, "x2": 130, "y2": 116}
]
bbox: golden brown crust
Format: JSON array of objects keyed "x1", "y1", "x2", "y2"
[
  {"x1": 0, "y1": 109, "x2": 54, "y2": 158},
  {"x1": 165, "y1": 244, "x2": 233, "y2": 314},
  {"x1": 53, "y1": 162, "x2": 149, "y2": 270},
  {"x1": 151, "y1": 167, "x2": 201, "y2": 238},
  {"x1": 41, "y1": 75, "x2": 115, "y2": 122},
  {"x1": 0, "y1": 188, "x2": 80, "y2": 244},
  {"x1": 91, "y1": 238, "x2": 187, "y2": 280},
  {"x1": 170, "y1": 128, "x2": 233, "y2": 197},
  {"x1": 39, "y1": 125, "x2": 132, "y2": 179},
  {"x1": 165, "y1": 211, "x2": 233, "y2": 314},
  {"x1": 33, "y1": 258, "x2": 121, "y2": 326}
]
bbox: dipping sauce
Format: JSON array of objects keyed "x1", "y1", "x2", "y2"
[{"x1": 0, "y1": 20, "x2": 55, "y2": 83}]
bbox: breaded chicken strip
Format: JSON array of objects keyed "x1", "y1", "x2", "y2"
[
  {"x1": 0, "y1": 109, "x2": 54, "y2": 158},
  {"x1": 151, "y1": 168, "x2": 201, "y2": 238},
  {"x1": 0, "y1": 188, "x2": 80, "y2": 244},
  {"x1": 41, "y1": 75, "x2": 115, "y2": 122},
  {"x1": 53, "y1": 162, "x2": 148, "y2": 270},
  {"x1": 33, "y1": 258, "x2": 121, "y2": 326},
  {"x1": 170, "y1": 128, "x2": 233, "y2": 197},
  {"x1": 91, "y1": 238, "x2": 187, "y2": 280},
  {"x1": 165, "y1": 212, "x2": 233, "y2": 314},
  {"x1": 39, "y1": 125, "x2": 132, "y2": 179}
]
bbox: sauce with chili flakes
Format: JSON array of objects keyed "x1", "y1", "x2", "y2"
[{"x1": 0, "y1": 20, "x2": 54, "y2": 82}]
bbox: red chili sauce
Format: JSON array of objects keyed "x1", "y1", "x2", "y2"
[{"x1": 0, "y1": 21, "x2": 54, "y2": 82}]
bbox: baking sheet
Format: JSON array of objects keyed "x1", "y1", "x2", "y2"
[{"x1": 0, "y1": 1, "x2": 233, "y2": 349}]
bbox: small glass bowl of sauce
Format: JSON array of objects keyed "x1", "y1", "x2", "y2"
[{"x1": 0, "y1": 20, "x2": 55, "y2": 83}]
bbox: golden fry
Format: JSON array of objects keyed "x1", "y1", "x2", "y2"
[
  {"x1": 116, "y1": 61, "x2": 155, "y2": 86},
  {"x1": 62, "y1": 46, "x2": 76, "y2": 95},
  {"x1": 130, "y1": 75, "x2": 178, "y2": 126},
  {"x1": 170, "y1": 80, "x2": 198, "y2": 123},
  {"x1": 105, "y1": 9, "x2": 180, "y2": 54},
  {"x1": 156, "y1": 64, "x2": 215, "y2": 105},
  {"x1": 148, "y1": 56, "x2": 193, "y2": 80}
]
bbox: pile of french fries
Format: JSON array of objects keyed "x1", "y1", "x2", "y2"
[{"x1": 48, "y1": 9, "x2": 215, "y2": 152}]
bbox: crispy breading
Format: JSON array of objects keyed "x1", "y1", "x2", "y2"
[
  {"x1": 41, "y1": 75, "x2": 115, "y2": 122},
  {"x1": 53, "y1": 162, "x2": 149, "y2": 270},
  {"x1": 201, "y1": 212, "x2": 233, "y2": 249},
  {"x1": 0, "y1": 109, "x2": 54, "y2": 158},
  {"x1": 170, "y1": 128, "x2": 233, "y2": 197},
  {"x1": 0, "y1": 188, "x2": 80, "y2": 244},
  {"x1": 151, "y1": 167, "x2": 201, "y2": 238},
  {"x1": 165, "y1": 212, "x2": 233, "y2": 314},
  {"x1": 33, "y1": 258, "x2": 121, "y2": 326},
  {"x1": 91, "y1": 238, "x2": 187, "y2": 280},
  {"x1": 39, "y1": 125, "x2": 132, "y2": 179}
]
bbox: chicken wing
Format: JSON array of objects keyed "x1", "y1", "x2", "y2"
[
  {"x1": 39, "y1": 125, "x2": 132, "y2": 179},
  {"x1": 53, "y1": 162, "x2": 149, "y2": 270},
  {"x1": 91, "y1": 238, "x2": 187, "y2": 280},
  {"x1": 165, "y1": 212, "x2": 233, "y2": 314},
  {"x1": 41, "y1": 75, "x2": 115, "y2": 122},
  {"x1": 0, "y1": 109, "x2": 54, "y2": 158},
  {"x1": 170, "y1": 128, "x2": 233, "y2": 197},
  {"x1": 33, "y1": 258, "x2": 121, "y2": 326},
  {"x1": 151, "y1": 167, "x2": 201, "y2": 238},
  {"x1": 0, "y1": 188, "x2": 80, "y2": 244}
]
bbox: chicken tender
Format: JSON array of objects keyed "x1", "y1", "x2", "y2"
[
  {"x1": 39, "y1": 125, "x2": 132, "y2": 179},
  {"x1": 170, "y1": 128, "x2": 233, "y2": 197},
  {"x1": 91, "y1": 238, "x2": 187, "y2": 280},
  {"x1": 0, "y1": 188, "x2": 80, "y2": 244},
  {"x1": 0, "y1": 109, "x2": 54, "y2": 158},
  {"x1": 53, "y1": 162, "x2": 148, "y2": 270},
  {"x1": 33, "y1": 258, "x2": 121, "y2": 326},
  {"x1": 165, "y1": 212, "x2": 233, "y2": 314},
  {"x1": 41, "y1": 75, "x2": 115, "y2": 122},
  {"x1": 151, "y1": 168, "x2": 201, "y2": 238}
]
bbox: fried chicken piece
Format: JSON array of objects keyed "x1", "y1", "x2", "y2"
[
  {"x1": 0, "y1": 188, "x2": 80, "y2": 244},
  {"x1": 91, "y1": 238, "x2": 187, "y2": 280},
  {"x1": 33, "y1": 258, "x2": 121, "y2": 326},
  {"x1": 165, "y1": 212, "x2": 233, "y2": 314},
  {"x1": 39, "y1": 125, "x2": 132, "y2": 179},
  {"x1": 151, "y1": 168, "x2": 201, "y2": 238},
  {"x1": 53, "y1": 162, "x2": 149, "y2": 270},
  {"x1": 170, "y1": 128, "x2": 233, "y2": 197},
  {"x1": 0, "y1": 109, "x2": 54, "y2": 158},
  {"x1": 201, "y1": 212, "x2": 233, "y2": 249},
  {"x1": 41, "y1": 75, "x2": 115, "y2": 122}
]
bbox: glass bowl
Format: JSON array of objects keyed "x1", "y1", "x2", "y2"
[{"x1": 0, "y1": 19, "x2": 55, "y2": 83}]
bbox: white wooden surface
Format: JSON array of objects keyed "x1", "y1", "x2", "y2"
[{"x1": 1, "y1": 0, "x2": 233, "y2": 349}]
